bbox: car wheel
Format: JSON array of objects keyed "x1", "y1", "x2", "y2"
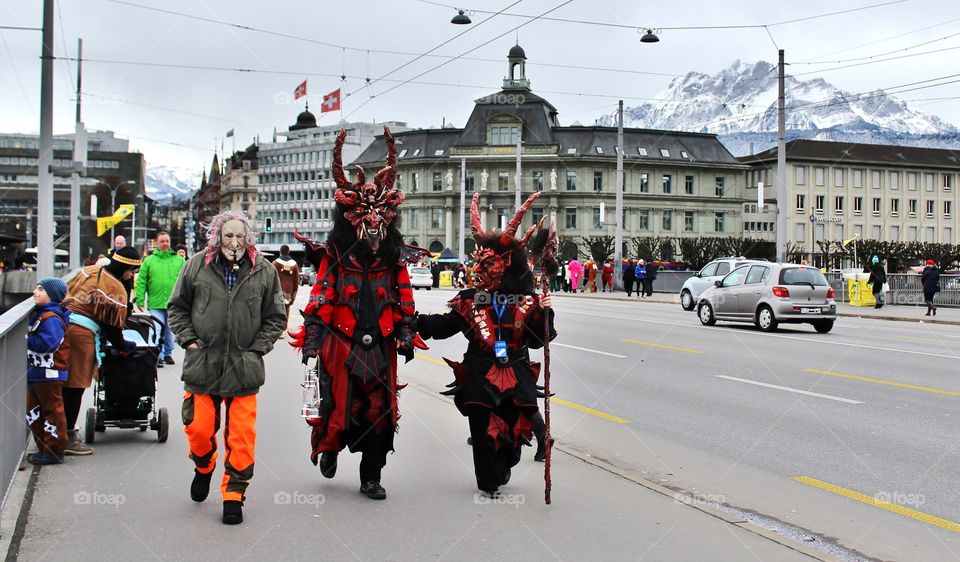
[
  {"x1": 426, "y1": 287, "x2": 431, "y2": 290},
  {"x1": 756, "y1": 305, "x2": 778, "y2": 332},
  {"x1": 680, "y1": 290, "x2": 694, "y2": 311},
  {"x1": 698, "y1": 302, "x2": 716, "y2": 326},
  {"x1": 813, "y1": 320, "x2": 834, "y2": 333}
]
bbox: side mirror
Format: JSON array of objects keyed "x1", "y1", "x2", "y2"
[{"x1": 714, "y1": 280, "x2": 723, "y2": 287}]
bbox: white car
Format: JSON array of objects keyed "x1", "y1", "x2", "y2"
[
  {"x1": 408, "y1": 266, "x2": 433, "y2": 290},
  {"x1": 679, "y1": 257, "x2": 768, "y2": 311}
]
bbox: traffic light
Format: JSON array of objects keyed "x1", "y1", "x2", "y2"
[{"x1": 265, "y1": 217, "x2": 273, "y2": 232}]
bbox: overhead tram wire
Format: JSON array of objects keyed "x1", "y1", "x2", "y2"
[
  {"x1": 77, "y1": 91, "x2": 274, "y2": 128},
  {"x1": 796, "y1": 16, "x2": 960, "y2": 63},
  {"x1": 791, "y1": 30, "x2": 960, "y2": 65}
]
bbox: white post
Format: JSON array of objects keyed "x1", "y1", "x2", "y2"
[
  {"x1": 70, "y1": 38, "x2": 84, "y2": 270},
  {"x1": 776, "y1": 49, "x2": 788, "y2": 264},
  {"x1": 37, "y1": 0, "x2": 55, "y2": 279},
  {"x1": 614, "y1": 99, "x2": 624, "y2": 290},
  {"x1": 459, "y1": 157, "x2": 466, "y2": 261}
]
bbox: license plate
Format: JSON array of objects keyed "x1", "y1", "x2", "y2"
[{"x1": 801, "y1": 307, "x2": 821, "y2": 314}]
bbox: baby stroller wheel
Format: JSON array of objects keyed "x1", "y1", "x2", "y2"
[
  {"x1": 85, "y1": 408, "x2": 97, "y2": 444},
  {"x1": 139, "y1": 426, "x2": 147, "y2": 432},
  {"x1": 157, "y1": 407, "x2": 169, "y2": 443}
]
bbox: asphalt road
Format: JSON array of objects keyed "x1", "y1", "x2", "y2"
[{"x1": 407, "y1": 288, "x2": 959, "y2": 562}]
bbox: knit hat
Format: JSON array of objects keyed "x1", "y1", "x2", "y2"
[
  {"x1": 38, "y1": 277, "x2": 68, "y2": 303},
  {"x1": 926, "y1": 259, "x2": 935, "y2": 265},
  {"x1": 105, "y1": 246, "x2": 142, "y2": 278},
  {"x1": 871, "y1": 255, "x2": 879, "y2": 264}
]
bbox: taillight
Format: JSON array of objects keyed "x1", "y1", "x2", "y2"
[
  {"x1": 827, "y1": 287, "x2": 835, "y2": 299},
  {"x1": 772, "y1": 286, "x2": 790, "y2": 298}
]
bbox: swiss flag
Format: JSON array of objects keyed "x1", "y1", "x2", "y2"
[
  {"x1": 293, "y1": 80, "x2": 307, "y2": 100},
  {"x1": 321, "y1": 88, "x2": 341, "y2": 113}
]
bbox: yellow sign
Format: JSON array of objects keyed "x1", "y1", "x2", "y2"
[{"x1": 96, "y1": 204, "x2": 135, "y2": 237}]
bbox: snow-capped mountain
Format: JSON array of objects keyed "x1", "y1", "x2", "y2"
[
  {"x1": 146, "y1": 165, "x2": 203, "y2": 204},
  {"x1": 598, "y1": 60, "x2": 960, "y2": 156}
]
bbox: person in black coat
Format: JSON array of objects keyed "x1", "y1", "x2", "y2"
[
  {"x1": 644, "y1": 260, "x2": 658, "y2": 297},
  {"x1": 920, "y1": 259, "x2": 940, "y2": 316},
  {"x1": 866, "y1": 255, "x2": 887, "y2": 309},
  {"x1": 430, "y1": 262, "x2": 441, "y2": 289},
  {"x1": 622, "y1": 259, "x2": 636, "y2": 296}
]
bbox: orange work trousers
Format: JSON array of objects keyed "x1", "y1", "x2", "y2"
[{"x1": 182, "y1": 392, "x2": 257, "y2": 502}]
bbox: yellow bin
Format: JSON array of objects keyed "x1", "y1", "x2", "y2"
[
  {"x1": 845, "y1": 273, "x2": 875, "y2": 307},
  {"x1": 439, "y1": 270, "x2": 453, "y2": 287}
]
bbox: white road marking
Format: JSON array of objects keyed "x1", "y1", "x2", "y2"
[
  {"x1": 715, "y1": 375, "x2": 864, "y2": 404},
  {"x1": 552, "y1": 342, "x2": 627, "y2": 358}
]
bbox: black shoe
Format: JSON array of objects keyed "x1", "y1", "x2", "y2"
[
  {"x1": 191, "y1": 470, "x2": 213, "y2": 502},
  {"x1": 164, "y1": 356, "x2": 175, "y2": 365},
  {"x1": 222, "y1": 500, "x2": 243, "y2": 524},
  {"x1": 466, "y1": 436, "x2": 473, "y2": 446},
  {"x1": 360, "y1": 480, "x2": 386, "y2": 500},
  {"x1": 501, "y1": 468, "x2": 511, "y2": 486},
  {"x1": 533, "y1": 438, "x2": 555, "y2": 462},
  {"x1": 319, "y1": 451, "x2": 338, "y2": 479},
  {"x1": 157, "y1": 361, "x2": 164, "y2": 368}
]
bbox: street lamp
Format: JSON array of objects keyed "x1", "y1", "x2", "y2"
[
  {"x1": 639, "y1": 29, "x2": 660, "y2": 43},
  {"x1": 106, "y1": 179, "x2": 135, "y2": 242},
  {"x1": 451, "y1": 9, "x2": 472, "y2": 24}
]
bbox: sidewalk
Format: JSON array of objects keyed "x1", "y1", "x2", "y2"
[{"x1": 549, "y1": 288, "x2": 960, "y2": 326}]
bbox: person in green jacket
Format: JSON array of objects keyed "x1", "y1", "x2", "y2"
[
  {"x1": 135, "y1": 231, "x2": 185, "y2": 365},
  {"x1": 167, "y1": 211, "x2": 286, "y2": 525}
]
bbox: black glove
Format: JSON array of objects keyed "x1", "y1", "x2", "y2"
[{"x1": 301, "y1": 315, "x2": 327, "y2": 364}]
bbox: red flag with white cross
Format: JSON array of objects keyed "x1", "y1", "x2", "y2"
[
  {"x1": 321, "y1": 88, "x2": 341, "y2": 113},
  {"x1": 293, "y1": 80, "x2": 307, "y2": 100}
]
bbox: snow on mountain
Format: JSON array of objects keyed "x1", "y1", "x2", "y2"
[
  {"x1": 146, "y1": 165, "x2": 203, "y2": 204},
  {"x1": 598, "y1": 60, "x2": 960, "y2": 156}
]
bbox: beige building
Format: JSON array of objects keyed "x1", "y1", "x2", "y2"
[
  {"x1": 219, "y1": 143, "x2": 259, "y2": 222},
  {"x1": 351, "y1": 45, "x2": 755, "y2": 260},
  {"x1": 741, "y1": 139, "x2": 960, "y2": 264}
]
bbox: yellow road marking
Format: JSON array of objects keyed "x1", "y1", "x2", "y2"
[
  {"x1": 622, "y1": 338, "x2": 703, "y2": 354},
  {"x1": 413, "y1": 354, "x2": 631, "y2": 424},
  {"x1": 804, "y1": 368, "x2": 960, "y2": 397},
  {"x1": 793, "y1": 476, "x2": 960, "y2": 534}
]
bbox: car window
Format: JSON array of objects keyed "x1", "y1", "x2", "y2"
[
  {"x1": 779, "y1": 267, "x2": 828, "y2": 286},
  {"x1": 721, "y1": 266, "x2": 749, "y2": 287},
  {"x1": 411, "y1": 268, "x2": 430, "y2": 275},
  {"x1": 700, "y1": 262, "x2": 718, "y2": 277},
  {"x1": 716, "y1": 262, "x2": 731, "y2": 276},
  {"x1": 745, "y1": 266, "x2": 770, "y2": 285}
]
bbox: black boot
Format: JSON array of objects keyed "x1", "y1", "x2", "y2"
[
  {"x1": 222, "y1": 500, "x2": 243, "y2": 524},
  {"x1": 319, "y1": 451, "x2": 338, "y2": 479},
  {"x1": 533, "y1": 438, "x2": 555, "y2": 462},
  {"x1": 190, "y1": 470, "x2": 213, "y2": 502},
  {"x1": 360, "y1": 480, "x2": 386, "y2": 500}
]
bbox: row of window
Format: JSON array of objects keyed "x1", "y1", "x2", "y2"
[
  {"x1": 403, "y1": 208, "x2": 726, "y2": 233},
  {"x1": 796, "y1": 194, "x2": 952, "y2": 217},
  {"x1": 261, "y1": 149, "x2": 334, "y2": 166},
  {"x1": 260, "y1": 208, "x2": 332, "y2": 221},
  {"x1": 259, "y1": 170, "x2": 332, "y2": 184},
  {"x1": 406, "y1": 170, "x2": 728, "y2": 195},
  {"x1": 788, "y1": 166, "x2": 956, "y2": 191},
  {"x1": 0, "y1": 156, "x2": 121, "y2": 168},
  {"x1": 794, "y1": 222, "x2": 953, "y2": 244}
]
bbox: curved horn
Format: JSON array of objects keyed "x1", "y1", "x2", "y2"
[
  {"x1": 354, "y1": 165, "x2": 366, "y2": 187},
  {"x1": 332, "y1": 129, "x2": 350, "y2": 189},
  {"x1": 470, "y1": 192, "x2": 485, "y2": 239},
  {"x1": 374, "y1": 126, "x2": 398, "y2": 190},
  {"x1": 501, "y1": 191, "x2": 541, "y2": 244},
  {"x1": 518, "y1": 224, "x2": 537, "y2": 248}
]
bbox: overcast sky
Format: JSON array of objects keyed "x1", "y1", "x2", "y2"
[{"x1": 2, "y1": 0, "x2": 958, "y2": 173}]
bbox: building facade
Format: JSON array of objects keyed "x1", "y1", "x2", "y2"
[
  {"x1": 255, "y1": 109, "x2": 409, "y2": 250},
  {"x1": 220, "y1": 143, "x2": 259, "y2": 221},
  {"x1": 351, "y1": 46, "x2": 756, "y2": 260},
  {"x1": 741, "y1": 139, "x2": 960, "y2": 264}
]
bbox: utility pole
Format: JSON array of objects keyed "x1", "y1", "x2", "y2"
[
  {"x1": 614, "y1": 100, "x2": 624, "y2": 290},
  {"x1": 458, "y1": 157, "x2": 466, "y2": 261},
  {"x1": 37, "y1": 0, "x2": 55, "y2": 279},
  {"x1": 70, "y1": 38, "x2": 85, "y2": 270},
  {"x1": 776, "y1": 49, "x2": 788, "y2": 264}
]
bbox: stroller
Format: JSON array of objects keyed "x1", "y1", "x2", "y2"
[{"x1": 85, "y1": 314, "x2": 169, "y2": 444}]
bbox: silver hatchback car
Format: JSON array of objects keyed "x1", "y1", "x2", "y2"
[{"x1": 697, "y1": 263, "x2": 837, "y2": 333}]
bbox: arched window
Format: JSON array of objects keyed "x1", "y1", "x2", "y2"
[{"x1": 428, "y1": 241, "x2": 444, "y2": 253}]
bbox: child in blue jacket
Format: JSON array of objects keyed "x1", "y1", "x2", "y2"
[{"x1": 26, "y1": 278, "x2": 71, "y2": 464}]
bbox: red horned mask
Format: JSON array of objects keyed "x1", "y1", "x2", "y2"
[
  {"x1": 469, "y1": 191, "x2": 540, "y2": 292},
  {"x1": 333, "y1": 125, "x2": 404, "y2": 252}
]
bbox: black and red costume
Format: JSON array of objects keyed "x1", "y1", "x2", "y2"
[
  {"x1": 416, "y1": 192, "x2": 556, "y2": 494},
  {"x1": 290, "y1": 126, "x2": 426, "y2": 499}
]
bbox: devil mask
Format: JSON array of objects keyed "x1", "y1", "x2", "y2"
[
  {"x1": 469, "y1": 191, "x2": 541, "y2": 292},
  {"x1": 333, "y1": 126, "x2": 404, "y2": 252}
]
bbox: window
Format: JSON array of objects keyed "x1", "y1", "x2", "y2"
[
  {"x1": 637, "y1": 147, "x2": 648, "y2": 157},
  {"x1": 532, "y1": 170, "x2": 543, "y2": 190},
  {"x1": 593, "y1": 171, "x2": 603, "y2": 192},
  {"x1": 640, "y1": 173, "x2": 649, "y2": 193},
  {"x1": 909, "y1": 199, "x2": 918, "y2": 215},
  {"x1": 660, "y1": 148, "x2": 670, "y2": 158},
  {"x1": 815, "y1": 167, "x2": 825, "y2": 186},
  {"x1": 411, "y1": 172, "x2": 419, "y2": 192},
  {"x1": 925, "y1": 173, "x2": 935, "y2": 191},
  {"x1": 409, "y1": 209, "x2": 419, "y2": 229},
  {"x1": 684, "y1": 211, "x2": 694, "y2": 231},
  {"x1": 796, "y1": 194, "x2": 806, "y2": 212},
  {"x1": 433, "y1": 171, "x2": 442, "y2": 191},
  {"x1": 531, "y1": 208, "x2": 544, "y2": 225},
  {"x1": 662, "y1": 210, "x2": 672, "y2": 230},
  {"x1": 835, "y1": 196, "x2": 844, "y2": 213},
  {"x1": 680, "y1": 150, "x2": 689, "y2": 159},
  {"x1": 946, "y1": 228, "x2": 952, "y2": 244},
  {"x1": 746, "y1": 266, "x2": 770, "y2": 285},
  {"x1": 662, "y1": 174, "x2": 672, "y2": 194},
  {"x1": 466, "y1": 171, "x2": 475, "y2": 192},
  {"x1": 498, "y1": 172, "x2": 509, "y2": 191},
  {"x1": 714, "y1": 212, "x2": 725, "y2": 232},
  {"x1": 412, "y1": 148, "x2": 421, "y2": 157},
  {"x1": 944, "y1": 174, "x2": 954, "y2": 191},
  {"x1": 853, "y1": 169, "x2": 863, "y2": 188},
  {"x1": 566, "y1": 171, "x2": 577, "y2": 191},
  {"x1": 926, "y1": 200, "x2": 935, "y2": 216},
  {"x1": 815, "y1": 195, "x2": 825, "y2": 212},
  {"x1": 565, "y1": 207, "x2": 577, "y2": 228},
  {"x1": 685, "y1": 175, "x2": 694, "y2": 194},
  {"x1": 489, "y1": 126, "x2": 519, "y2": 146},
  {"x1": 872, "y1": 225, "x2": 881, "y2": 240},
  {"x1": 638, "y1": 210, "x2": 649, "y2": 230},
  {"x1": 566, "y1": 147, "x2": 577, "y2": 155},
  {"x1": 815, "y1": 223, "x2": 825, "y2": 242},
  {"x1": 872, "y1": 198, "x2": 882, "y2": 214},
  {"x1": 595, "y1": 146, "x2": 603, "y2": 154},
  {"x1": 902, "y1": 172, "x2": 911, "y2": 191},
  {"x1": 434, "y1": 149, "x2": 445, "y2": 157},
  {"x1": 398, "y1": 149, "x2": 408, "y2": 158},
  {"x1": 905, "y1": 226, "x2": 913, "y2": 241},
  {"x1": 872, "y1": 170, "x2": 882, "y2": 189},
  {"x1": 715, "y1": 176, "x2": 725, "y2": 197},
  {"x1": 593, "y1": 207, "x2": 602, "y2": 228},
  {"x1": 431, "y1": 209, "x2": 444, "y2": 229},
  {"x1": 946, "y1": 200, "x2": 952, "y2": 217},
  {"x1": 795, "y1": 165, "x2": 806, "y2": 185},
  {"x1": 927, "y1": 227, "x2": 935, "y2": 243},
  {"x1": 834, "y1": 168, "x2": 844, "y2": 187},
  {"x1": 890, "y1": 198, "x2": 900, "y2": 215}
]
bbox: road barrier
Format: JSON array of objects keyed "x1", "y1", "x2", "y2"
[{"x1": 825, "y1": 272, "x2": 959, "y2": 308}]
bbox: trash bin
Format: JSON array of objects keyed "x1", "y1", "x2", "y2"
[
  {"x1": 439, "y1": 270, "x2": 453, "y2": 288},
  {"x1": 844, "y1": 272, "x2": 875, "y2": 307}
]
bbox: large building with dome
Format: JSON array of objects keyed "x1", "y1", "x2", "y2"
[{"x1": 352, "y1": 45, "x2": 767, "y2": 259}]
